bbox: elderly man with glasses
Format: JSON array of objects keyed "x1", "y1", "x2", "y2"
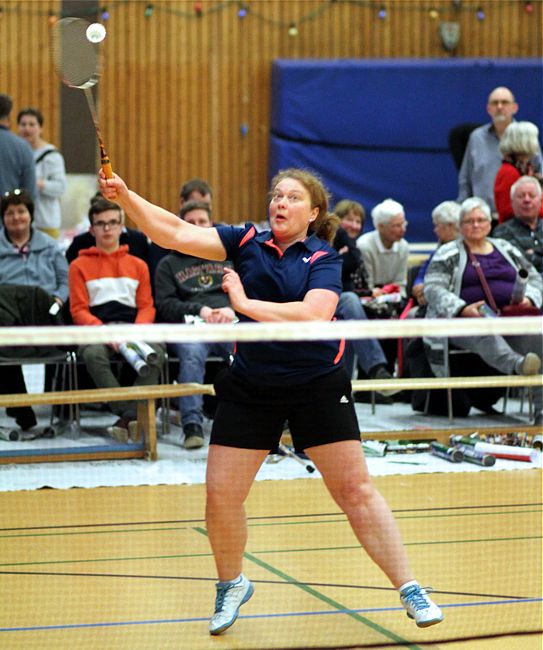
[
  {"x1": 457, "y1": 86, "x2": 541, "y2": 214},
  {"x1": 356, "y1": 198, "x2": 409, "y2": 297},
  {"x1": 68, "y1": 197, "x2": 164, "y2": 442}
]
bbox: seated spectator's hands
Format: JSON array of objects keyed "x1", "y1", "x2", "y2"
[
  {"x1": 412, "y1": 283, "x2": 426, "y2": 306},
  {"x1": 200, "y1": 306, "x2": 236, "y2": 324},
  {"x1": 460, "y1": 300, "x2": 485, "y2": 318}
]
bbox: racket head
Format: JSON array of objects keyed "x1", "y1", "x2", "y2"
[{"x1": 52, "y1": 17, "x2": 102, "y2": 89}]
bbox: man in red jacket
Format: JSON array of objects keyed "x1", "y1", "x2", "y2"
[{"x1": 68, "y1": 197, "x2": 164, "y2": 442}]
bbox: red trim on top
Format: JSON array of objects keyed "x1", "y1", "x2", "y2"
[
  {"x1": 333, "y1": 338, "x2": 345, "y2": 365},
  {"x1": 310, "y1": 250, "x2": 328, "y2": 264},
  {"x1": 264, "y1": 239, "x2": 283, "y2": 258},
  {"x1": 239, "y1": 226, "x2": 256, "y2": 248}
]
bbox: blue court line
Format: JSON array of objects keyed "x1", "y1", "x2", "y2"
[{"x1": 0, "y1": 598, "x2": 540, "y2": 634}]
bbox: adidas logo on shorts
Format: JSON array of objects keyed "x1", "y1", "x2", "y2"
[{"x1": 339, "y1": 395, "x2": 349, "y2": 404}]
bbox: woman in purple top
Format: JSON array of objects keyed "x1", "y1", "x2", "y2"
[
  {"x1": 424, "y1": 197, "x2": 542, "y2": 425},
  {"x1": 100, "y1": 167, "x2": 443, "y2": 635}
]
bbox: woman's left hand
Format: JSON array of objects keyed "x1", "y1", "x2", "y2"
[{"x1": 221, "y1": 267, "x2": 248, "y2": 313}]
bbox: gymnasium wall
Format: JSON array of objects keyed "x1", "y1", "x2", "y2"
[
  {"x1": 270, "y1": 58, "x2": 543, "y2": 242},
  {"x1": 1, "y1": 0, "x2": 542, "y2": 227}
]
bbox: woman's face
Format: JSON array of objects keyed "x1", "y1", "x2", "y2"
[
  {"x1": 341, "y1": 210, "x2": 363, "y2": 239},
  {"x1": 269, "y1": 178, "x2": 318, "y2": 244},
  {"x1": 514, "y1": 154, "x2": 533, "y2": 174},
  {"x1": 433, "y1": 221, "x2": 457, "y2": 244},
  {"x1": 3, "y1": 202, "x2": 32, "y2": 240},
  {"x1": 18, "y1": 115, "x2": 41, "y2": 146},
  {"x1": 459, "y1": 208, "x2": 491, "y2": 245}
]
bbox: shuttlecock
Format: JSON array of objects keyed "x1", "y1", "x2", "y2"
[{"x1": 86, "y1": 22, "x2": 107, "y2": 44}]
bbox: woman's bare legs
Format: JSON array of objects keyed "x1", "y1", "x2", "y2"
[
  {"x1": 205, "y1": 444, "x2": 269, "y2": 581},
  {"x1": 307, "y1": 439, "x2": 413, "y2": 588}
]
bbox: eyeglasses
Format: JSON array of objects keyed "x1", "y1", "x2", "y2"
[
  {"x1": 388, "y1": 220, "x2": 408, "y2": 229},
  {"x1": 461, "y1": 219, "x2": 489, "y2": 227},
  {"x1": 488, "y1": 99, "x2": 513, "y2": 106},
  {"x1": 92, "y1": 219, "x2": 122, "y2": 230}
]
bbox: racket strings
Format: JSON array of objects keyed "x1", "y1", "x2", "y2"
[{"x1": 52, "y1": 17, "x2": 100, "y2": 89}]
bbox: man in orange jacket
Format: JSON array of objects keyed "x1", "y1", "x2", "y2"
[{"x1": 68, "y1": 197, "x2": 164, "y2": 441}]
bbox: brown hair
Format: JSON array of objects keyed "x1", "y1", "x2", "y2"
[
  {"x1": 180, "y1": 199, "x2": 212, "y2": 221},
  {"x1": 17, "y1": 107, "x2": 44, "y2": 127},
  {"x1": 88, "y1": 196, "x2": 122, "y2": 225},
  {"x1": 334, "y1": 199, "x2": 365, "y2": 222},
  {"x1": 269, "y1": 168, "x2": 339, "y2": 244},
  {"x1": 1, "y1": 188, "x2": 34, "y2": 222}
]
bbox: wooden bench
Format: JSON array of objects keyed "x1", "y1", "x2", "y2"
[
  {"x1": 0, "y1": 375, "x2": 540, "y2": 464},
  {"x1": 0, "y1": 383, "x2": 214, "y2": 464}
]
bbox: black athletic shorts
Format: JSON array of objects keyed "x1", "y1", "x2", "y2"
[{"x1": 210, "y1": 366, "x2": 360, "y2": 451}]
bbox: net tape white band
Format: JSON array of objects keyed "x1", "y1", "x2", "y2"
[{"x1": 0, "y1": 316, "x2": 540, "y2": 347}]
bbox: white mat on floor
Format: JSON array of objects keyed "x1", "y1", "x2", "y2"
[{"x1": 0, "y1": 402, "x2": 539, "y2": 492}]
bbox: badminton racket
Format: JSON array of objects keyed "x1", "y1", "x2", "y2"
[
  {"x1": 278, "y1": 443, "x2": 316, "y2": 473},
  {"x1": 51, "y1": 17, "x2": 113, "y2": 181}
]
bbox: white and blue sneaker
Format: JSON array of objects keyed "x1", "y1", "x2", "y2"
[
  {"x1": 209, "y1": 573, "x2": 254, "y2": 635},
  {"x1": 400, "y1": 583, "x2": 443, "y2": 627}
]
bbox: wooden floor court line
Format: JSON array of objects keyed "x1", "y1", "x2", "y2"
[
  {"x1": 0, "y1": 566, "x2": 536, "y2": 602},
  {"x1": 1, "y1": 499, "x2": 540, "y2": 532},
  {"x1": 1, "y1": 472, "x2": 541, "y2": 648}
]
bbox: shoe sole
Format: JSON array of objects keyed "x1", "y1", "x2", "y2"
[
  {"x1": 184, "y1": 435, "x2": 204, "y2": 449},
  {"x1": 108, "y1": 427, "x2": 129, "y2": 444},
  {"x1": 406, "y1": 612, "x2": 444, "y2": 627},
  {"x1": 209, "y1": 583, "x2": 254, "y2": 635},
  {"x1": 128, "y1": 421, "x2": 139, "y2": 442},
  {"x1": 522, "y1": 354, "x2": 541, "y2": 376}
]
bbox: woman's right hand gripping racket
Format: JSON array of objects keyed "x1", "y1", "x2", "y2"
[{"x1": 51, "y1": 17, "x2": 114, "y2": 185}]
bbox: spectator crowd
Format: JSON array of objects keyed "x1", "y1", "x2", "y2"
[{"x1": 0, "y1": 85, "x2": 541, "y2": 442}]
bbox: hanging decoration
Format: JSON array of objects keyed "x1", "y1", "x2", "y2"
[{"x1": 0, "y1": 1, "x2": 537, "y2": 30}]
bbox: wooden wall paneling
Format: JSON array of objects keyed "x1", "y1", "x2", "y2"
[
  {"x1": 198, "y1": 12, "x2": 213, "y2": 200},
  {"x1": 219, "y1": 7, "x2": 230, "y2": 220},
  {"x1": 1, "y1": 1, "x2": 60, "y2": 153},
  {"x1": 2, "y1": 0, "x2": 535, "y2": 230},
  {"x1": 238, "y1": 6, "x2": 251, "y2": 220}
]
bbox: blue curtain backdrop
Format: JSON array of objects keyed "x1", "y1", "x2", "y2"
[{"x1": 269, "y1": 58, "x2": 543, "y2": 242}]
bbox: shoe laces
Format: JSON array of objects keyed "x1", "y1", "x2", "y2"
[
  {"x1": 403, "y1": 585, "x2": 434, "y2": 610},
  {"x1": 214, "y1": 583, "x2": 235, "y2": 613}
]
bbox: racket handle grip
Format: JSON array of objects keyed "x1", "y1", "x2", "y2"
[
  {"x1": 100, "y1": 157, "x2": 117, "y2": 198},
  {"x1": 101, "y1": 158, "x2": 113, "y2": 179}
]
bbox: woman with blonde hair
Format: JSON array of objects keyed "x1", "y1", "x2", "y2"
[{"x1": 100, "y1": 166, "x2": 443, "y2": 636}]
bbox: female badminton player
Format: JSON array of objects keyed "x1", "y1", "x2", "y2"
[{"x1": 99, "y1": 168, "x2": 443, "y2": 635}]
